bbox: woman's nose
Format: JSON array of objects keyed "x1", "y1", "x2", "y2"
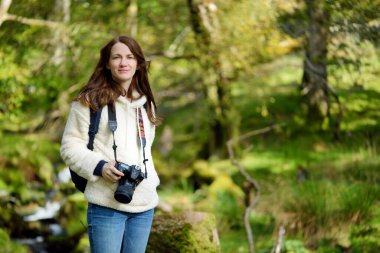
[{"x1": 120, "y1": 57, "x2": 128, "y2": 66}]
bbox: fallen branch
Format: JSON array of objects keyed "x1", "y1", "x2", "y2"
[
  {"x1": 226, "y1": 123, "x2": 285, "y2": 253},
  {"x1": 274, "y1": 226, "x2": 286, "y2": 253}
]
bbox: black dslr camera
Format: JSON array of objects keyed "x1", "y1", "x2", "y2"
[{"x1": 114, "y1": 162, "x2": 145, "y2": 203}]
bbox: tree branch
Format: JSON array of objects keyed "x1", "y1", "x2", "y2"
[
  {"x1": 274, "y1": 226, "x2": 285, "y2": 253},
  {"x1": 0, "y1": 0, "x2": 61, "y2": 28},
  {"x1": 5, "y1": 14, "x2": 61, "y2": 27},
  {"x1": 226, "y1": 123, "x2": 285, "y2": 253}
]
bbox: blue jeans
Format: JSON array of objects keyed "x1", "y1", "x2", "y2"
[{"x1": 87, "y1": 203, "x2": 154, "y2": 253}]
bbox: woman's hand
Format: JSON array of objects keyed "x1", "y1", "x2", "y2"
[{"x1": 101, "y1": 160, "x2": 124, "y2": 183}]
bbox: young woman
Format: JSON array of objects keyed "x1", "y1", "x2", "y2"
[{"x1": 60, "y1": 35, "x2": 160, "y2": 253}]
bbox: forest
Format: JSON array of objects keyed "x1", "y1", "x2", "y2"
[{"x1": 0, "y1": 0, "x2": 379, "y2": 252}]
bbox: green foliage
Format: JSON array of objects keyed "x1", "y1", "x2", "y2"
[
  {"x1": 350, "y1": 219, "x2": 380, "y2": 253},
  {"x1": 284, "y1": 239, "x2": 311, "y2": 253},
  {"x1": 73, "y1": 234, "x2": 90, "y2": 253},
  {"x1": 0, "y1": 228, "x2": 29, "y2": 253},
  {"x1": 283, "y1": 180, "x2": 377, "y2": 239},
  {"x1": 315, "y1": 238, "x2": 344, "y2": 253},
  {"x1": 338, "y1": 183, "x2": 379, "y2": 223},
  {"x1": 330, "y1": 0, "x2": 380, "y2": 34},
  {"x1": 0, "y1": 134, "x2": 60, "y2": 195},
  {"x1": 284, "y1": 181, "x2": 335, "y2": 235},
  {"x1": 138, "y1": 0, "x2": 190, "y2": 51},
  {"x1": 57, "y1": 193, "x2": 88, "y2": 237},
  {"x1": 0, "y1": 47, "x2": 32, "y2": 127},
  {"x1": 0, "y1": 199, "x2": 25, "y2": 237},
  {"x1": 195, "y1": 175, "x2": 245, "y2": 232},
  {"x1": 329, "y1": 35, "x2": 379, "y2": 89}
]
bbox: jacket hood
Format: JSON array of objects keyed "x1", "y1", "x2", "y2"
[{"x1": 117, "y1": 90, "x2": 147, "y2": 108}]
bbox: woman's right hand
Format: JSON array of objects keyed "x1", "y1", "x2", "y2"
[{"x1": 101, "y1": 160, "x2": 125, "y2": 183}]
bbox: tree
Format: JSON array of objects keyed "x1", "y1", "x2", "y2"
[
  {"x1": 187, "y1": 0, "x2": 235, "y2": 157},
  {"x1": 186, "y1": 0, "x2": 294, "y2": 157},
  {"x1": 301, "y1": 0, "x2": 330, "y2": 122},
  {"x1": 279, "y1": 0, "x2": 380, "y2": 132}
]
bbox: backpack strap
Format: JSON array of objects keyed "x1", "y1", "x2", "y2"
[
  {"x1": 107, "y1": 104, "x2": 118, "y2": 162},
  {"x1": 87, "y1": 107, "x2": 103, "y2": 151},
  {"x1": 70, "y1": 107, "x2": 103, "y2": 192}
]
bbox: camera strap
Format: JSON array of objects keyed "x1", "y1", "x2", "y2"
[
  {"x1": 107, "y1": 103, "x2": 148, "y2": 178},
  {"x1": 137, "y1": 107, "x2": 148, "y2": 178},
  {"x1": 107, "y1": 104, "x2": 118, "y2": 162}
]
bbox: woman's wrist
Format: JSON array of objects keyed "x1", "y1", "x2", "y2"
[{"x1": 93, "y1": 160, "x2": 107, "y2": 176}]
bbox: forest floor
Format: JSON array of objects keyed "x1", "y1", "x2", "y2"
[{"x1": 158, "y1": 53, "x2": 380, "y2": 253}]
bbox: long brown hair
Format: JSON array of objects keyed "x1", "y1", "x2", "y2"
[{"x1": 76, "y1": 35, "x2": 160, "y2": 125}]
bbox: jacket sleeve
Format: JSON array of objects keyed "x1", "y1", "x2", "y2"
[{"x1": 60, "y1": 102, "x2": 106, "y2": 182}]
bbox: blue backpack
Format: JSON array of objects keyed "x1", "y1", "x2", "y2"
[{"x1": 69, "y1": 107, "x2": 103, "y2": 192}]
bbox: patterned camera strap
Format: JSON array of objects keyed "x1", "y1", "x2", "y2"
[{"x1": 137, "y1": 107, "x2": 148, "y2": 178}]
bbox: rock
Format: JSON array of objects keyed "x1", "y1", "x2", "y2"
[{"x1": 147, "y1": 211, "x2": 220, "y2": 253}]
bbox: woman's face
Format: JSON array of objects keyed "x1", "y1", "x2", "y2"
[{"x1": 107, "y1": 42, "x2": 137, "y2": 86}]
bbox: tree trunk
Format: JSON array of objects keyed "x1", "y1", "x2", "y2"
[
  {"x1": 126, "y1": 0, "x2": 138, "y2": 37},
  {"x1": 301, "y1": 0, "x2": 330, "y2": 122},
  {"x1": 188, "y1": 0, "x2": 237, "y2": 157},
  {"x1": 51, "y1": 0, "x2": 70, "y2": 66}
]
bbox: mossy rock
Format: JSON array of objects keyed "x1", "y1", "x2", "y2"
[{"x1": 147, "y1": 211, "x2": 220, "y2": 253}]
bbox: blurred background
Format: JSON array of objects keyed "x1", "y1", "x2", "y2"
[{"x1": 0, "y1": 0, "x2": 379, "y2": 252}]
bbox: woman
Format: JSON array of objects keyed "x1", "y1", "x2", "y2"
[{"x1": 60, "y1": 35, "x2": 160, "y2": 253}]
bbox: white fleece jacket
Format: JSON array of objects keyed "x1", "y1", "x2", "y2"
[{"x1": 60, "y1": 95, "x2": 159, "y2": 213}]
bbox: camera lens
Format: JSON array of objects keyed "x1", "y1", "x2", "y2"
[{"x1": 114, "y1": 183, "x2": 134, "y2": 203}]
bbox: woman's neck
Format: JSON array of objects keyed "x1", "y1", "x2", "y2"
[{"x1": 121, "y1": 80, "x2": 132, "y2": 93}]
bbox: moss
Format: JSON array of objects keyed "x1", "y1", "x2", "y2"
[
  {"x1": 73, "y1": 233, "x2": 90, "y2": 253},
  {"x1": 0, "y1": 228, "x2": 30, "y2": 253},
  {"x1": 195, "y1": 175, "x2": 245, "y2": 231},
  {"x1": 147, "y1": 212, "x2": 220, "y2": 253},
  {"x1": 58, "y1": 192, "x2": 87, "y2": 237}
]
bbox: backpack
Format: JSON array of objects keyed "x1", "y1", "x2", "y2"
[{"x1": 69, "y1": 107, "x2": 103, "y2": 192}]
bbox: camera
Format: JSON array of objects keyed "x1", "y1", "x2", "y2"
[{"x1": 114, "y1": 162, "x2": 145, "y2": 203}]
